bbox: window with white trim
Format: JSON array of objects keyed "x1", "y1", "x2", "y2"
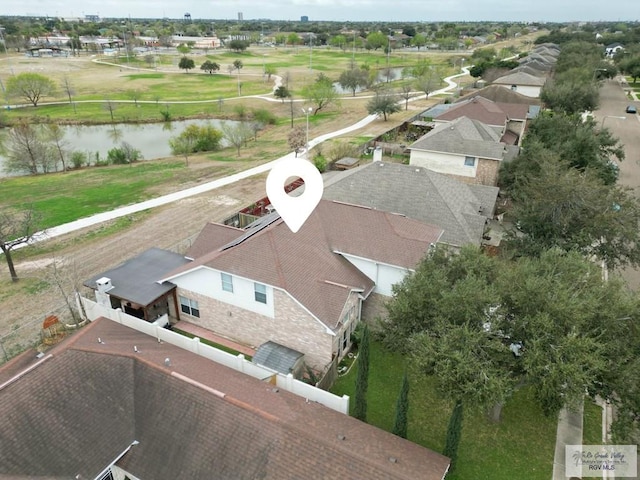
[
  {"x1": 221, "y1": 272, "x2": 233, "y2": 293},
  {"x1": 254, "y1": 283, "x2": 267, "y2": 304},
  {"x1": 179, "y1": 295, "x2": 200, "y2": 317},
  {"x1": 464, "y1": 156, "x2": 476, "y2": 167}
]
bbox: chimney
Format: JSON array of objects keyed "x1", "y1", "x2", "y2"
[{"x1": 96, "y1": 277, "x2": 113, "y2": 293}]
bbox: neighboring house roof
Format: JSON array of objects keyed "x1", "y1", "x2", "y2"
[
  {"x1": 323, "y1": 162, "x2": 499, "y2": 247},
  {"x1": 253, "y1": 341, "x2": 304, "y2": 374},
  {"x1": 409, "y1": 116, "x2": 508, "y2": 161},
  {"x1": 492, "y1": 71, "x2": 547, "y2": 87},
  {"x1": 166, "y1": 200, "x2": 443, "y2": 330},
  {"x1": 606, "y1": 42, "x2": 624, "y2": 49},
  {"x1": 83, "y1": 247, "x2": 189, "y2": 305},
  {"x1": 420, "y1": 102, "x2": 455, "y2": 119},
  {"x1": 461, "y1": 85, "x2": 541, "y2": 105},
  {"x1": 0, "y1": 318, "x2": 450, "y2": 480},
  {"x1": 518, "y1": 58, "x2": 553, "y2": 72},
  {"x1": 435, "y1": 96, "x2": 508, "y2": 126},
  {"x1": 511, "y1": 64, "x2": 547, "y2": 77}
]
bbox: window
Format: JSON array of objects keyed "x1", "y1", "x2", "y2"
[
  {"x1": 221, "y1": 273, "x2": 233, "y2": 293},
  {"x1": 464, "y1": 156, "x2": 476, "y2": 167},
  {"x1": 179, "y1": 295, "x2": 200, "y2": 318},
  {"x1": 254, "y1": 283, "x2": 267, "y2": 304}
]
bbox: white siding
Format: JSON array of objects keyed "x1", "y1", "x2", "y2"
[
  {"x1": 409, "y1": 150, "x2": 477, "y2": 178},
  {"x1": 497, "y1": 84, "x2": 541, "y2": 98},
  {"x1": 340, "y1": 253, "x2": 411, "y2": 296},
  {"x1": 171, "y1": 267, "x2": 275, "y2": 318}
]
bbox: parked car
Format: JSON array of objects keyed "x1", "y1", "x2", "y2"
[{"x1": 626, "y1": 105, "x2": 637, "y2": 114}]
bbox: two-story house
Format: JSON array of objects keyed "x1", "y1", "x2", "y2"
[
  {"x1": 408, "y1": 116, "x2": 519, "y2": 186},
  {"x1": 86, "y1": 200, "x2": 444, "y2": 373}
]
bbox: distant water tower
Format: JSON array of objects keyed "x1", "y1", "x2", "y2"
[{"x1": 184, "y1": 12, "x2": 191, "y2": 23}]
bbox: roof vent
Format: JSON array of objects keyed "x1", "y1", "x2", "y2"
[
  {"x1": 165, "y1": 357, "x2": 171, "y2": 367},
  {"x1": 337, "y1": 434, "x2": 346, "y2": 441},
  {"x1": 272, "y1": 388, "x2": 280, "y2": 393},
  {"x1": 389, "y1": 457, "x2": 398, "y2": 464}
]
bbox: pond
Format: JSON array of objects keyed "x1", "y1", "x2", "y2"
[{"x1": 0, "y1": 118, "x2": 242, "y2": 177}]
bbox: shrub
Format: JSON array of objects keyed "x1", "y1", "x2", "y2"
[
  {"x1": 70, "y1": 151, "x2": 87, "y2": 169},
  {"x1": 194, "y1": 125, "x2": 224, "y2": 152},
  {"x1": 107, "y1": 142, "x2": 142, "y2": 164},
  {"x1": 251, "y1": 108, "x2": 277, "y2": 125},
  {"x1": 314, "y1": 154, "x2": 327, "y2": 173},
  {"x1": 233, "y1": 104, "x2": 248, "y2": 120},
  {"x1": 327, "y1": 141, "x2": 358, "y2": 162}
]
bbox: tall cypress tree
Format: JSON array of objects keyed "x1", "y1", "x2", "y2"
[
  {"x1": 353, "y1": 324, "x2": 370, "y2": 422},
  {"x1": 443, "y1": 400, "x2": 464, "y2": 472},
  {"x1": 392, "y1": 371, "x2": 410, "y2": 438}
]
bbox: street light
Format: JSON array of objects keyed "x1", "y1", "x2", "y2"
[
  {"x1": 302, "y1": 107, "x2": 312, "y2": 155},
  {"x1": 600, "y1": 115, "x2": 626, "y2": 129}
]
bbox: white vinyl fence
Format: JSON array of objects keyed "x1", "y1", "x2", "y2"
[{"x1": 79, "y1": 295, "x2": 349, "y2": 414}]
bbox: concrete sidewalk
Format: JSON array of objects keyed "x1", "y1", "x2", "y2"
[{"x1": 552, "y1": 403, "x2": 584, "y2": 480}]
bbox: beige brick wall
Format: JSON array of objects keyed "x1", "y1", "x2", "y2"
[
  {"x1": 177, "y1": 287, "x2": 336, "y2": 369},
  {"x1": 361, "y1": 292, "x2": 390, "y2": 330},
  {"x1": 437, "y1": 159, "x2": 499, "y2": 187}
]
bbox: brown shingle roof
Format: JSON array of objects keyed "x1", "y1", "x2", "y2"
[
  {"x1": 167, "y1": 200, "x2": 443, "y2": 329},
  {"x1": 0, "y1": 318, "x2": 450, "y2": 480},
  {"x1": 462, "y1": 85, "x2": 541, "y2": 106},
  {"x1": 436, "y1": 96, "x2": 507, "y2": 126}
]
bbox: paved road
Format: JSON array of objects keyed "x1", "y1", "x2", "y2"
[{"x1": 594, "y1": 79, "x2": 640, "y2": 290}]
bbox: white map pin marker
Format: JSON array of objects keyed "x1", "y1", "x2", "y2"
[{"x1": 266, "y1": 157, "x2": 323, "y2": 233}]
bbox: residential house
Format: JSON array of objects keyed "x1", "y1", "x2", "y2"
[
  {"x1": 605, "y1": 42, "x2": 624, "y2": 57},
  {"x1": 490, "y1": 71, "x2": 547, "y2": 98},
  {"x1": 408, "y1": 116, "x2": 519, "y2": 186},
  {"x1": 78, "y1": 200, "x2": 443, "y2": 372},
  {"x1": 323, "y1": 162, "x2": 499, "y2": 250},
  {"x1": 431, "y1": 96, "x2": 529, "y2": 145},
  {"x1": 0, "y1": 317, "x2": 450, "y2": 480},
  {"x1": 162, "y1": 200, "x2": 442, "y2": 370},
  {"x1": 461, "y1": 84, "x2": 541, "y2": 106}
]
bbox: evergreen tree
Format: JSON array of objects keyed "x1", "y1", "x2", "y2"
[
  {"x1": 353, "y1": 324, "x2": 370, "y2": 422},
  {"x1": 443, "y1": 400, "x2": 463, "y2": 472},
  {"x1": 392, "y1": 371, "x2": 409, "y2": 438}
]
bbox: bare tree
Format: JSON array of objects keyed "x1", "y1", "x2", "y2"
[
  {"x1": 0, "y1": 207, "x2": 43, "y2": 282},
  {"x1": 44, "y1": 124, "x2": 69, "y2": 172},
  {"x1": 221, "y1": 122, "x2": 253, "y2": 157},
  {"x1": 399, "y1": 84, "x2": 414, "y2": 110},
  {"x1": 103, "y1": 100, "x2": 118, "y2": 122},
  {"x1": 61, "y1": 76, "x2": 76, "y2": 113},
  {"x1": 2, "y1": 122, "x2": 49, "y2": 175},
  {"x1": 288, "y1": 126, "x2": 306, "y2": 157}
]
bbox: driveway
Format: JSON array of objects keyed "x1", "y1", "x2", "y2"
[{"x1": 594, "y1": 79, "x2": 640, "y2": 289}]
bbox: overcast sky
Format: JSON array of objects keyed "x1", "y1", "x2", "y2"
[{"x1": 3, "y1": 0, "x2": 639, "y2": 23}]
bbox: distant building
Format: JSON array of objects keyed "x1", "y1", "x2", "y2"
[
  {"x1": 301, "y1": 16, "x2": 309, "y2": 22},
  {"x1": 238, "y1": 12, "x2": 243, "y2": 21},
  {"x1": 84, "y1": 14, "x2": 100, "y2": 22}
]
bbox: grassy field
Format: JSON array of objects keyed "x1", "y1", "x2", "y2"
[
  {"x1": 331, "y1": 341, "x2": 557, "y2": 480},
  {"x1": 0, "y1": 160, "x2": 239, "y2": 229}
]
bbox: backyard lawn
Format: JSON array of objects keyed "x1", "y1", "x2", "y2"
[{"x1": 331, "y1": 341, "x2": 557, "y2": 480}]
